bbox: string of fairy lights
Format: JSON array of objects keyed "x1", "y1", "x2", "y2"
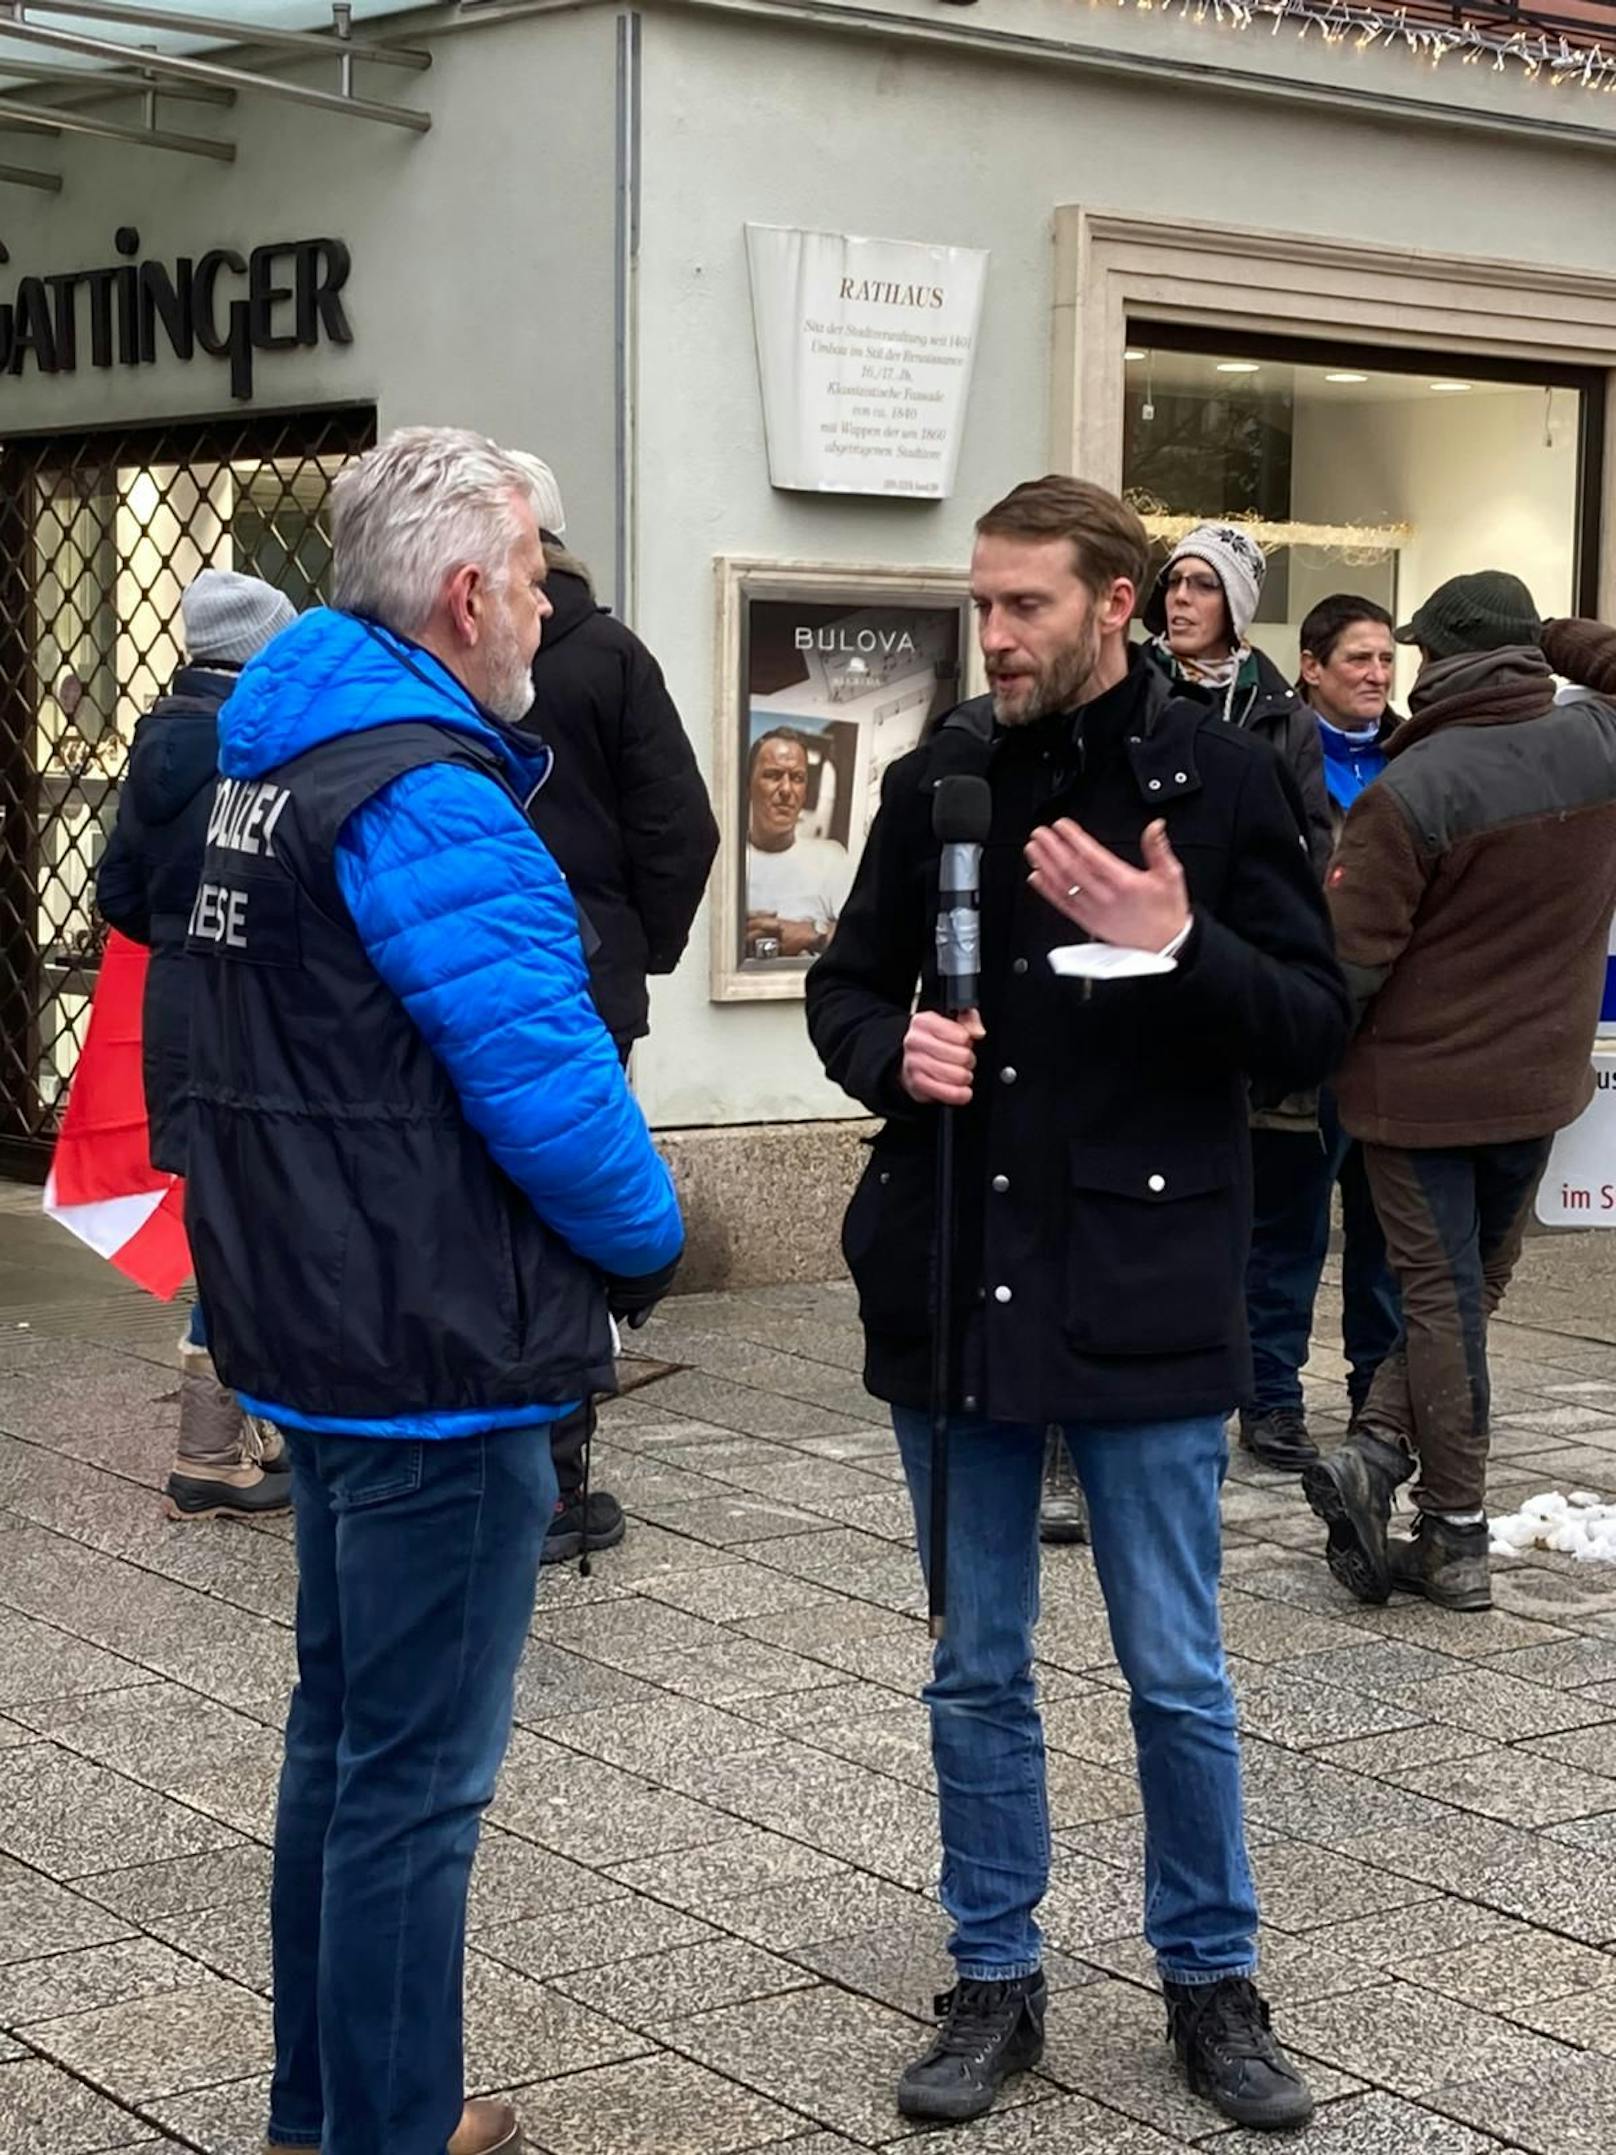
[{"x1": 1103, "y1": 0, "x2": 1616, "y2": 96}]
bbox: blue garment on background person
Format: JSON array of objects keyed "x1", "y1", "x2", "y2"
[
  {"x1": 188, "y1": 607, "x2": 683, "y2": 1441},
  {"x1": 1317, "y1": 715, "x2": 1389, "y2": 815}
]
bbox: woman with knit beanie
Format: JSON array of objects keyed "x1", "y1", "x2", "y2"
[
  {"x1": 1140, "y1": 528, "x2": 1338, "y2": 1476},
  {"x1": 1140, "y1": 523, "x2": 1332, "y2": 868}
]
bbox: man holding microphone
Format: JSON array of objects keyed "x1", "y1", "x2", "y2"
[{"x1": 807, "y1": 476, "x2": 1346, "y2": 2133}]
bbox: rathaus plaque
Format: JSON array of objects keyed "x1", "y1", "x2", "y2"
[{"x1": 745, "y1": 224, "x2": 988, "y2": 500}]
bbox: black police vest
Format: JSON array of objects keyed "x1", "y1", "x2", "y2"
[{"x1": 183, "y1": 721, "x2": 618, "y2": 1424}]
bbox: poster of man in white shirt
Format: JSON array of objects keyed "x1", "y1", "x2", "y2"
[
  {"x1": 738, "y1": 594, "x2": 967, "y2": 973},
  {"x1": 746, "y1": 729, "x2": 856, "y2": 960}
]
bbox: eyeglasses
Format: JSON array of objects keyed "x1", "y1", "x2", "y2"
[{"x1": 1165, "y1": 572, "x2": 1224, "y2": 599}]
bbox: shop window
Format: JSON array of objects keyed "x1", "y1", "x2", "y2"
[
  {"x1": 1121, "y1": 332, "x2": 1599, "y2": 699},
  {"x1": 0, "y1": 406, "x2": 375, "y2": 1174}
]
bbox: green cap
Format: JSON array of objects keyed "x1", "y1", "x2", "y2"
[{"x1": 1396, "y1": 570, "x2": 1541, "y2": 661}]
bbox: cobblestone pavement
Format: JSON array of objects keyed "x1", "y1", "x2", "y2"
[{"x1": 5, "y1": 1204, "x2": 1616, "y2": 2153}]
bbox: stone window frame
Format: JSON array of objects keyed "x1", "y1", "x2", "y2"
[{"x1": 1051, "y1": 207, "x2": 1616, "y2": 616}]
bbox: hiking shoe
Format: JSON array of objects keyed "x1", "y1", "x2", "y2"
[
  {"x1": 265, "y1": 2099, "x2": 521, "y2": 2155},
  {"x1": 1390, "y1": 1513, "x2": 1493, "y2": 1613},
  {"x1": 1039, "y1": 1428, "x2": 1089, "y2": 1545},
  {"x1": 896, "y1": 1972, "x2": 1047, "y2": 2122},
  {"x1": 167, "y1": 1462, "x2": 292, "y2": 1521},
  {"x1": 1301, "y1": 1429, "x2": 1409, "y2": 1605},
  {"x1": 541, "y1": 1489, "x2": 627, "y2": 1565},
  {"x1": 1165, "y1": 1976, "x2": 1315, "y2": 2131},
  {"x1": 1238, "y1": 1409, "x2": 1319, "y2": 1474}
]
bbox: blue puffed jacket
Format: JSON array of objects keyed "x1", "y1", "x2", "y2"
[{"x1": 181, "y1": 605, "x2": 683, "y2": 1439}]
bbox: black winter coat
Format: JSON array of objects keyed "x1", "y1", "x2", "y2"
[
  {"x1": 522, "y1": 569, "x2": 718, "y2": 1045},
  {"x1": 805, "y1": 653, "x2": 1350, "y2": 1426},
  {"x1": 1144, "y1": 640, "x2": 1333, "y2": 872},
  {"x1": 95, "y1": 665, "x2": 235, "y2": 1175}
]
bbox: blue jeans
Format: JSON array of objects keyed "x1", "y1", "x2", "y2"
[
  {"x1": 893, "y1": 1410, "x2": 1257, "y2": 1987},
  {"x1": 1247, "y1": 1092, "x2": 1402, "y2": 1418},
  {"x1": 267, "y1": 1428, "x2": 556, "y2": 2155},
  {"x1": 185, "y1": 1298, "x2": 207, "y2": 1348}
]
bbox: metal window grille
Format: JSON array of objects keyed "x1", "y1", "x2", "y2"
[{"x1": 0, "y1": 402, "x2": 375, "y2": 1177}]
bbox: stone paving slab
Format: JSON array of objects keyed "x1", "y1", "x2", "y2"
[{"x1": 8, "y1": 1218, "x2": 1616, "y2": 2149}]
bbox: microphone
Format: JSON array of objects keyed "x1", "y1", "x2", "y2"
[{"x1": 933, "y1": 775, "x2": 992, "y2": 1017}]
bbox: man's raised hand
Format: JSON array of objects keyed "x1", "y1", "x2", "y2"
[{"x1": 1025, "y1": 818, "x2": 1190, "y2": 952}]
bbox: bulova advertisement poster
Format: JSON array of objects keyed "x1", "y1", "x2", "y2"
[
  {"x1": 714, "y1": 566, "x2": 971, "y2": 998},
  {"x1": 745, "y1": 224, "x2": 988, "y2": 499}
]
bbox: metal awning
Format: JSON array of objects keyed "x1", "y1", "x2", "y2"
[{"x1": 0, "y1": 0, "x2": 430, "y2": 192}]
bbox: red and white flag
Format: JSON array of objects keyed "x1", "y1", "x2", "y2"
[{"x1": 43, "y1": 930, "x2": 191, "y2": 1300}]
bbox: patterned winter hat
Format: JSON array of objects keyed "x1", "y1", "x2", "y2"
[{"x1": 1143, "y1": 523, "x2": 1268, "y2": 645}]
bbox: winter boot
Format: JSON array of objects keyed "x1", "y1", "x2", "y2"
[
  {"x1": 266, "y1": 2097, "x2": 521, "y2": 2155},
  {"x1": 1237, "y1": 1408, "x2": 1319, "y2": 1474},
  {"x1": 1039, "y1": 1428, "x2": 1089, "y2": 1545},
  {"x1": 1301, "y1": 1427, "x2": 1411, "y2": 1605},
  {"x1": 896, "y1": 1972, "x2": 1047, "y2": 2122},
  {"x1": 246, "y1": 1414, "x2": 287, "y2": 1473},
  {"x1": 1165, "y1": 1976, "x2": 1315, "y2": 2131},
  {"x1": 1389, "y1": 1512, "x2": 1493, "y2": 1613},
  {"x1": 167, "y1": 1338, "x2": 291, "y2": 1522}
]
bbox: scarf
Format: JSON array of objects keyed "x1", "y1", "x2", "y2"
[
  {"x1": 1149, "y1": 631, "x2": 1240, "y2": 691},
  {"x1": 1397, "y1": 644, "x2": 1556, "y2": 755},
  {"x1": 1148, "y1": 635, "x2": 1256, "y2": 723}
]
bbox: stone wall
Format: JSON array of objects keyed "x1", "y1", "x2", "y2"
[{"x1": 657, "y1": 1120, "x2": 873, "y2": 1293}]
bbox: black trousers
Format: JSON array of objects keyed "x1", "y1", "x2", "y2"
[
  {"x1": 551, "y1": 1035, "x2": 632, "y2": 1506},
  {"x1": 549, "y1": 1398, "x2": 593, "y2": 1504}
]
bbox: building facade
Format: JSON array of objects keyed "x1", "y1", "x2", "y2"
[{"x1": 4, "y1": 0, "x2": 1616, "y2": 1276}]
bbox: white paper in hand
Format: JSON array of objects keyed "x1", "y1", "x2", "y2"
[{"x1": 1048, "y1": 945, "x2": 1179, "y2": 981}]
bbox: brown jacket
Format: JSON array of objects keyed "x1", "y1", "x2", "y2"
[{"x1": 1329, "y1": 643, "x2": 1616, "y2": 1148}]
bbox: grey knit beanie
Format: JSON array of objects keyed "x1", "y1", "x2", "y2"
[
  {"x1": 1143, "y1": 523, "x2": 1268, "y2": 645},
  {"x1": 182, "y1": 569, "x2": 297, "y2": 666},
  {"x1": 1396, "y1": 571, "x2": 1541, "y2": 661}
]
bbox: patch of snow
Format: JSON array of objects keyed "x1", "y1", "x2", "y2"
[{"x1": 1491, "y1": 1489, "x2": 1616, "y2": 1563}]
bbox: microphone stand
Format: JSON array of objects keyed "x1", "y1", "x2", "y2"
[
  {"x1": 927, "y1": 775, "x2": 991, "y2": 1642},
  {"x1": 928, "y1": 1097, "x2": 957, "y2": 1643}
]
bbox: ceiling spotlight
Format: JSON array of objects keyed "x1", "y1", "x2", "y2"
[
  {"x1": 1124, "y1": 347, "x2": 1146, "y2": 361},
  {"x1": 1325, "y1": 371, "x2": 1369, "y2": 384},
  {"x1": 1430, "y1": 380, "x2": 1472, "y2": 393},
  {"x1": 1216, "y1": 361, "x2": 1261, "y2": 375}
]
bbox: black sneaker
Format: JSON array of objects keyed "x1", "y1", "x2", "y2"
[
  {"x1": 541, "y1": 1489, "x2": 627, "y2": 1566},
  {"x1": 1039, "y1": 1429, "x2": 1089, "y2": 1546},
  {"x1": 1301, "y1": 1428, "x2": 1410, "y2": 1605},
  {"x1": 1238, "y1": 1409, "x2": 1319, "y2": 1474},
  {"x1": 1165, "y1": 1976, "x2": 1315, "y2": 2131},
  {"x1": 896, "y1": 1972, "x2": 1047, "y2": 2122},
  {"x1": 1389, "y1": 1513, "x2": 1493, "y2": 1613}
]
